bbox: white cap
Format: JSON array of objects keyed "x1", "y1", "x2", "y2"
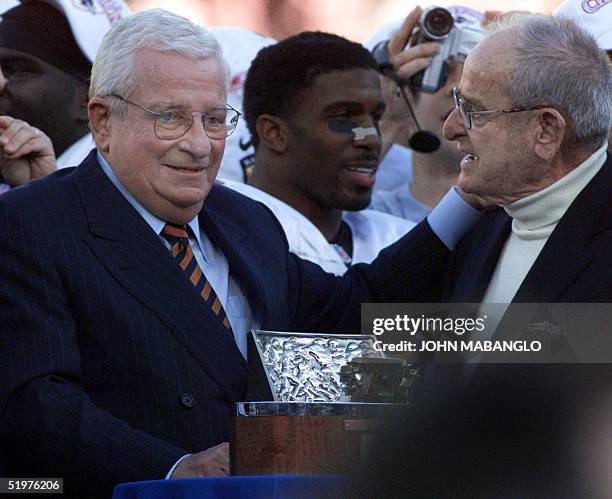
[
  {"x1": 554, "y1": 0, "x2": 612, "y2": 50},
  {"x1": 21, "y1": 0, "x2": 131, "y2": 63},
  {"x1": 365, "y1": 5, "x2": 484, "y2": 51},
  {"x1": 209, "y1": 26, "x2": 276, "y2": 183}
]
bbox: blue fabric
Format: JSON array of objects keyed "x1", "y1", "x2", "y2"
[
  {"x1": 113, "y1": 475, "x2": 349, "y2": 499},
  {"x1": 372, "y1": 143, "x2": 413, "y2": 192},
  {"x1": 427, "y1": 187, "x2": 481, "y2": 251},
  {"x1": 370, "y1": 182, "x2": 432, "y2": 224}
]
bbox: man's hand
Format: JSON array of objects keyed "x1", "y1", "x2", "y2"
[
  {"x1": 0, "y1": 116, "x2": 57, "y2": 187},
  {"x1": 378, "y1": 7, "x2": 441, "y2": 156},
  {"x1": 170, "y1": 442, "x2": 229, "y2": 478},
  {"x1": 386, "y1": 7, "x2": 441, "y2": 83}
]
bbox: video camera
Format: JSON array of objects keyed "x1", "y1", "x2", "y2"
[{"x1": 372, "y1": 6, "x2": 484, "y2": 93}]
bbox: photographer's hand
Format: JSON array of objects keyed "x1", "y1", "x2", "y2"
[
  {"x1": 387, "y1": 6, "x2": 441, "y2": 82},
  {"x1": 378, "y1": 6, "x2": 441, "y2": 156}
]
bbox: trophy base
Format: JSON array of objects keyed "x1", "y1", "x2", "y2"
[{"x1": 230, "y1": 402, "x2": 402, "y2": 475}]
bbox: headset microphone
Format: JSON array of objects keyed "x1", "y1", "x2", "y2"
[
  {"x1": 409, "y1": 130, "x2": 441, "y2": 153},
  {"x1": 396, "y1": 84, "x2": 441, "y2": 153},
  {"x1": 378, "y1": 61, "x2": 441, "y2": 154}
]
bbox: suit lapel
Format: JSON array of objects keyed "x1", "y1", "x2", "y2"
[
  {"x1": 450, "y1": 212, "x2": 512, "y2": 302},
  {"x1": 74, "y1": 154, "x2": 247, "y2": 402},
  {"x1": 513, "y1": 154, "x2": 612, "y2": 302},
  {"x1": 200, "y1": 189, "x2": 273, "y2": 325}
]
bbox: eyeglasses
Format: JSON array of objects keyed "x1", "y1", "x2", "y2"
[
  {"x1": 109, "y1": 94, "x2": 241, "y2": 140},
  {"x1": 452, "y1": 87, "x2": 548, "y2": 130}
]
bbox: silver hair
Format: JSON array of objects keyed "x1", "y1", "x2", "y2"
[
  {"x1": 487, "y1": 14, "x2": 612, "y2": 146},
  {"x1": 89, "y1": 8, "x2": 230, "y2": 116}
]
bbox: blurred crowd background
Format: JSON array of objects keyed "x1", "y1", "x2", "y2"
[{"x1": 128, "y1": 0, "x2": 567, "y2": 41}]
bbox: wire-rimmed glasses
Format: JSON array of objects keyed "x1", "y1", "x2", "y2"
[
  {"x1": 452, "y1": 87, "x2": 548, "y2": 130},
  {"x1": 110, "y1": 94, "x2": 241, "y2": 140}
]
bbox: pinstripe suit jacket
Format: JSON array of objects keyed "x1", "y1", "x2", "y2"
[{"x1": 0, "y1": 150, "x2": 449, "y2": 495}]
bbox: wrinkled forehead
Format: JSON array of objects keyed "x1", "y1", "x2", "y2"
[
  {"x1": 133, "y1": 48, "x2": 227, "y2": 89},
  {"x1": 460, "y1": 34, "x2": 514, "y2": 104}
]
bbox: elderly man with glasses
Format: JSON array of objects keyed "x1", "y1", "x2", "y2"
[
  {"x1": 442, "y1": 13, "x2": 611, "y2": 304},
  {"x1": 0, "y1": 9, "x2": 486, "y2": 496}
]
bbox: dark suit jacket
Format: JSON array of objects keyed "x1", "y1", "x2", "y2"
[
  {"x1": 0, "y1": 151, "x2": 449, "y2": 495},
  {"x1": 435, "y1": 153, "x2": 612, "y2": 407},
  {"x1": 444, "y1": 153, "x2": 611, "y2": 303}
]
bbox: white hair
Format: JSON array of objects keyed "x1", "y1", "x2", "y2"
[
  {"x1": 488, "y1": 15, "x2": 612, "y2": 147},
  {"x1": 89, "y1": 9, "x2": 230, "y2": 116}
]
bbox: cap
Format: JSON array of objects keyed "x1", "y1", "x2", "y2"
[
  {"x1": 0, "y1": 0, "x2": 130, "y2": 81},
  {"x1": 28, "y1": 0, "x2": 132, "y2": 63},
  {"x1": 554, "y1": 0, "x2": 612, "y2": 50}
]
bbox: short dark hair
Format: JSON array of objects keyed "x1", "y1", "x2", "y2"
[{"x1": 243, "y1": 31, "x2": 379, "y2": 149}]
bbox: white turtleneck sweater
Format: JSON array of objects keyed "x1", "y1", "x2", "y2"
[{"x1": 482, "y1": 143, "x2": 608, "y2": 304}]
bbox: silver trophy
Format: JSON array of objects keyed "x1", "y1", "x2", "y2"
[{"x1": 245, "y1": 330, "x2": 419, "y2": 404}]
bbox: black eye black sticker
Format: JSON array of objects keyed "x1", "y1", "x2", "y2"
[{"x1": 328, "y1": 119, "x2": 358, "y2": 134}]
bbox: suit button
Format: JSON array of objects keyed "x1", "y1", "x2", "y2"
[{"x1": 181, "y1": 393, "x2": 195, "y2": 408}]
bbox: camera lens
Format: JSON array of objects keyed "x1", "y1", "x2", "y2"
[{"x1": 423, "y1": 7, "x2": 453, "y2": 39}]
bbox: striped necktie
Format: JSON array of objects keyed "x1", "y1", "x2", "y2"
[{"x1": 162, "y1": 223, "x2": 232, "y2": 331}]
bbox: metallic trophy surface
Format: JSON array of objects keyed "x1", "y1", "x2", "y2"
[{"x1": 246, "y1": 330, "x2": 418, "y2": 404}]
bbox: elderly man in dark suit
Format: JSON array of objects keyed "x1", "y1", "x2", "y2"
[
  {"x1": 0, "y1": 8, "x2": 482, "y2": 496},
  {"x1": 432, "y1": 15, "x2": 611, "y2": 458},
  {"x1": 443, "y1": 14, "x2": 611, "y2": 304}
]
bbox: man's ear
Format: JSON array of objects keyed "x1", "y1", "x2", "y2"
[
  {"x1": 88, "y1": 96, "x2": 112, "y2": 152},
  {"x1": 255, "y1": 114, "x2": 289, "y2": 154},
  {"x1": 534, "y1": 108, "x2": 566, "y2": 161}
]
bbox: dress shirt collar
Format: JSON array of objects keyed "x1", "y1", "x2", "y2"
[{"x1": 96, "y1": 151, "x2": 206, "y2": 260}]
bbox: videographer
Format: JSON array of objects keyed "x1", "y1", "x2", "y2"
[{"x1": 367, "y1": 5, "x2": 485, "y2": 223}]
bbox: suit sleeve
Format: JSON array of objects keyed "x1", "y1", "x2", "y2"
[
  {"x1": 0, "y1": 196, "x2": 185, "y2": 494},
  {"x1": 285, "y1": 217, "x2": 452, "y2": 333}
]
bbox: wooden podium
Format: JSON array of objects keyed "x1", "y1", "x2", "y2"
[{"x1": 230, "y1": 403, "x2": 397, "y2": 475}]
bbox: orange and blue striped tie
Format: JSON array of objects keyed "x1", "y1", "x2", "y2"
[{"x1": 162, "y1": 223, "x2": 232, "y2": 331}]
